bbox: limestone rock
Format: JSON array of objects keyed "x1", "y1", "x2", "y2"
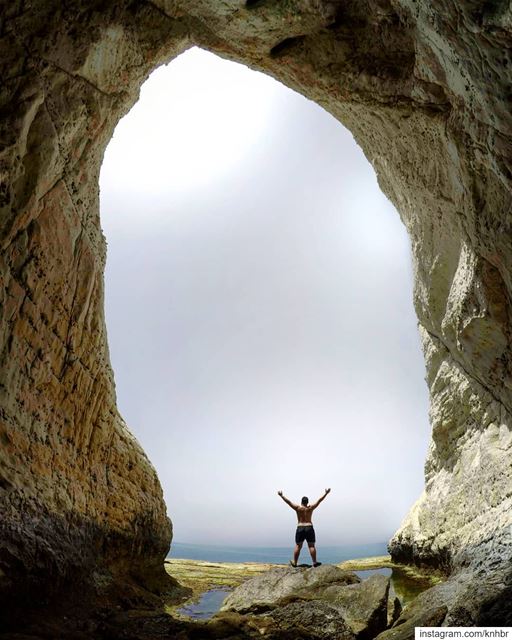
[
  {"x1": 221, "y1": 566, "x2": 390, "y2": 639},
  {"x1": 220, "y1": 565, "x2": 359, "y2": 613},
  {"x1": 321, "y1": 574, "x2": 390, "y2": 638},
  {"x1": 373, "y1": 571, "x2": 512, "y2": 639},
  {"x1": 269, "y1": 601, "x2": 355, "y2": 640},
  {"x1": 387, "y1": 596, "x2": 402, "y2": 628},
  {"x1": 375, "y1": 578, "x2": 458, "y2": 640}
]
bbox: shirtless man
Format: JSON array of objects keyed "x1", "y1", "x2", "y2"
[{"x1": 278, "y1": 488, "x2": 331, "y2": 567}]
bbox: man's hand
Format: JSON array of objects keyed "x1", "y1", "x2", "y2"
[
  {"x1": 278, "y1": 491, "x2": 298, "y2": 510},
  {"x1": 311, "y1": 488, "x2": 331, "y2": 510}
]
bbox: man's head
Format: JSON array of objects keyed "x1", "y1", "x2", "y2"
[{"x1": 301, "y1": 496, "x2": 309, "y2": 506}]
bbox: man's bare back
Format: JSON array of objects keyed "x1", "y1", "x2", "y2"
[
  {"x1": 277, "y1": 489, "x2": 331, "y2": 567},
  {"x1": 296, "y1": 504, "x2": 315, "y2": 525}
]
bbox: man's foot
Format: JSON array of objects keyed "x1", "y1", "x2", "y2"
[
  {"x1": 289, "y1": 560, "x2": 297, "y2": 567},
  {"x1": 313, "y1": 562, "x2": 322, "y2": 567}
]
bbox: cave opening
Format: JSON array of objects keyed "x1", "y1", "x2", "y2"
[
  {"x1": 99, "y1": 47, "x2": 430, "y2": 555},
  {"x1": 3, "y1": 1, "x2": 512, "y2": 630}
]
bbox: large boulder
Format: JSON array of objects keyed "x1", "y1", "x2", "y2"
[
  {"x1": 321, "y1": 574, "x2": 390, "y2": 639},
  {"x1": 269, "y1": 601, "x2": 355, "y2": 640},
  {"x1": 220, "y1": 565, "x2": 360, "y2": 614},
  {"x1": 375, "y1": 576, "x2": 463, "y2": 640},
  {"x1": 221, "y1": 566, "x2": 391, "y2": 639}
]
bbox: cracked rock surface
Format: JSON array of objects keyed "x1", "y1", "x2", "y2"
[
  {"x1": 1, "y1": 0, "x2": 512, "y2": 627},
  {"x1": 221, "y1": 566, "x2": 390, "y2": 639}
]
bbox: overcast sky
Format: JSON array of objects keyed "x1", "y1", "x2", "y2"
[{"x1": 99, "y1": 47, "x2": 430, "y2": 548}]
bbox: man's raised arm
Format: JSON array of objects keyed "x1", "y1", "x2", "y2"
[
  {"x1": 277, "y1": 490, "x2": 298, "y2": 510},
  {"x1": 311, "y1": 488, "x2": 331, "y2": 509}
]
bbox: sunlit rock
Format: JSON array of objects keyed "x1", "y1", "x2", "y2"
[
  {"x1": 221, "y1": 565, "x2": 360, "y2": 614},
  {"x1": 221, "y1": 566, "x2": 389, "y2": 639}
]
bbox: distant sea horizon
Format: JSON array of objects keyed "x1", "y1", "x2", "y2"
[{"x1": 168, "y1": 541, "x2": 389, "y2": 565}]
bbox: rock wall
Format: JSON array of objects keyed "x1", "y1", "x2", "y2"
[
  {"x1": 0, "y1": 0, "x2": 189, "y2": 611},
  {"x1": 1, "y1": 0, "x2": 511, "y2": 620}
]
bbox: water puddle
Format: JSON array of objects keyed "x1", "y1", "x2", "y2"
[
  {"x1": 355, "y1": 566, "x2": 434, "y2": 606},
  {"x1": 389, "y1": 567, "x2": 437, "y2": 605},
  {"x1": 177, "y1": 588, "x2": 232, "y2": 620},
  {"x1": 354, "y1": 567, "x2": 392, "y2": 580}
]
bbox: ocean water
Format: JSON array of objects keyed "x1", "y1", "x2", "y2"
[{"x1": 168, "y1": 541, "x2": 388, "y2": 564}]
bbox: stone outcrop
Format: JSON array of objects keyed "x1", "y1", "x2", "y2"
[
  {"x1": 324, "y1": 574, "x2": 390, "y2": 638},
  {"x1": 267, "y1": 601, "x2": 355, "y2": 640},
  {"x1": 376, "y1": 578, "x2": 457, "y2": 639},
  {"x1": 1, "y1": 0, "x2": 512, "y2": 627},
  {"x1": 221, "y1": 565, "x2": 359, "y2": 614},
  {"x1": 221, "y1": 566, "x2": 390, "y2": 639}
]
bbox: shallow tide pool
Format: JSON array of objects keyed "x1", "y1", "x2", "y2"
[
  {"x1": 354, "y1": 567, "x2": 393, "y2": 580},
  {"x1": 177, "y1": 588, "x2": 232, "y2": 620}
]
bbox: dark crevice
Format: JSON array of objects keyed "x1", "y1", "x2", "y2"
[
  {"x1": 326, "y1": 5, "x2": 347, "y2": 30},
  {"x1": 270, "y1": 35, "x2": 306, "y2": 59},
  {"x1": 245, "y1": 0, "x2": 268, "y2": 8}
]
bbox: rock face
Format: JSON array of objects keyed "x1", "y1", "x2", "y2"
[
  {"x1": 375, "y1": 578, "x2": 457, "y2": 639},
  {"x1": 268, "y1": 601, "x2": 355, "y2": 640},
  {"x1": 325, "y1": 574, "x2": 390, "y2": 638},
  {"x1": 1, "y1": 0, "x2": 512, "y2": 624},
  {"x1": 221, "y1": 566, "x2": 390, "y2": 639},
  {"x1": 221, "y1": 565, "x2": 360, "y2": 614}
]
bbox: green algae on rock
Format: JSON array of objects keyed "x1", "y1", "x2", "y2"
[
  {"x1": 165, "y1": 558, "x2": 279, "y2": 596},
  {"x1": 337, "y1": 555, "x2": 444, "y2": 606},
  {"x1": 164, "y1": 558, "x2": 281, "y2": 621}
]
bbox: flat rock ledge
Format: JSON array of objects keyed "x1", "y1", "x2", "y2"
[{"x1": 220, "y1": 565, "x2": 390, "y2": 640}]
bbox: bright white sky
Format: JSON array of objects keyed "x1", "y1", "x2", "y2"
[{"x1": 100, "y1": 47, "x2": 430, "y2": 548}]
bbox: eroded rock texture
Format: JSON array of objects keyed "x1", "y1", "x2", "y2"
[
  {"x1": 1, "y1": 0, "x2": 511, "y2": 626},
  {"x1": 221, "y1": 565, "x2": 390, "y2": 639}
]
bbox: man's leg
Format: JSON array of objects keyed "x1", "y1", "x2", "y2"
[
  {"x1": 307, "y1": 529, "x2": 318, "y2": 565},
  {"x1": 293, "y1": 542, "x2": 303, "y2": 565}
]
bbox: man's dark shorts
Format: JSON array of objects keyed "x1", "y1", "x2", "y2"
[{"x1": 295, "y1": 525, "x2": 316, "y2": 545}]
